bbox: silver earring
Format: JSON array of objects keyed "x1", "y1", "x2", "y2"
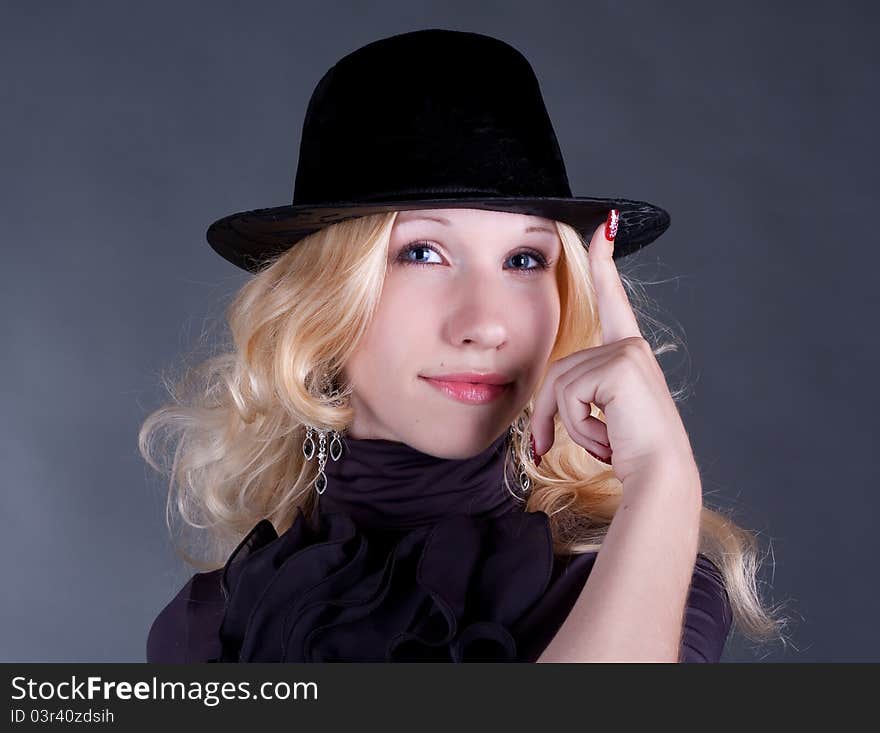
[
  {"x1": 302, "y1": 379, "x2": 344, "y2": 494},
  {"x1": 508, "y1": 422, "x2": 533, "y2": 496}
]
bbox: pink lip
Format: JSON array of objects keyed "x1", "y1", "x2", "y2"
[
  {"x1": 420, "y1": 377, "x2": 510, "y2": 404},
  {"x1": 419, "y1": 372, "x2": 512, "y2": 385}
]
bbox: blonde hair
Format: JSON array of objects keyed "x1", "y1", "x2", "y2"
[{"x1": 139, "y1": 210, "x2": 794, "y2": 653}]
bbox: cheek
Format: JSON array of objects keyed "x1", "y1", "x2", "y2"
[
  {"x1": 367, "y1": 322, "x2": 422, "y2": 374},
  {"x1": 521, "y1": 288, "x2": 560, "y2": 383},
  {"x1": 526, "y1": 286, "x2": 561, "y2": 343},
  {"x1": 356, "y1": 287, "x2": 434, "y2": 378}
]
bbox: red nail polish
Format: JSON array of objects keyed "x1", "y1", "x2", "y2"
[
  {"x1": 604, "y1": 209, "x2": 619, "y2": 242},
  {"x1": 586, "y1": 448, "x2": 612, "y2": 465},
  {"x1": 529, "y1": 433, "x2": 541, "y2": 468}
]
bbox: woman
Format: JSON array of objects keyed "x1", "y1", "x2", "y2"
[{"x1": 141, "y1": 29, "x2": 789, "y2": 662}]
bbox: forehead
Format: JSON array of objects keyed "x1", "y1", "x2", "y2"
[{"x1": 394, "y1": 208, "x2": 557, "y2": 235}]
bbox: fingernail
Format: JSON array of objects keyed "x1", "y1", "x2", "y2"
[
  {"x1": 604, "y1": 209, "x2": 619, "y2": 245},
  {"x1": 529, "y1": 433, "x2": 542, "y2": 468},
  {"x1": 586, "y1": 447, "x2": 612, "y2": 465}
]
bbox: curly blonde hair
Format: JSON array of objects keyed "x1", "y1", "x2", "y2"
[{"x1": 139, "y1": 210, "x2": 794, "y2": 652}]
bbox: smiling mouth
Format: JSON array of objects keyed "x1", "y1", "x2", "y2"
[{"x1": 419, "y1": 376, "x2": 510, "y2": 405}]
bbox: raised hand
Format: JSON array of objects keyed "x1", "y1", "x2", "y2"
[{"x1": 530, "y1": 210, "x2": 699, "y2": 489}]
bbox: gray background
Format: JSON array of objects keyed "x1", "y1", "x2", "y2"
[{"x1": 2, "y1": 0, "x2": 877, "y2": 662}]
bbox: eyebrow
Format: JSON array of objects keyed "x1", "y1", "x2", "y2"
[{"x1": 396, "y1": 214, "x2": 556, "y2": 235}]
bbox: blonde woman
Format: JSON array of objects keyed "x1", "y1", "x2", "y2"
[{"x1": 141, "y1": 29, "x2": 789, "y2": 663}]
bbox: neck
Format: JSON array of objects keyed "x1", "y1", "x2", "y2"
[{"x1": 315, "y1": 430, "x2": 521, "y2": 532}]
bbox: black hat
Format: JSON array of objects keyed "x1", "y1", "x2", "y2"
[{"x1": 206, "y1": 28, "x2": 671, "y2": 273}]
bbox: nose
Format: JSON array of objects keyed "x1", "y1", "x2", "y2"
[{"x1": 444, "y1": 277, "x2": 511, "y2": 349}]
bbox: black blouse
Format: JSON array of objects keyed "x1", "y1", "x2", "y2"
[{"x1": 146, "y1": 431, "x2": 733, "y2": 662}]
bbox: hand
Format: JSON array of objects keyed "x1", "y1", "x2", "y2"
[{"x1": 530, "y1": 210, "x2": 699, "y2": 489}]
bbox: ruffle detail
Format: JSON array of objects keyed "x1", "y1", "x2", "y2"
[{"x1": 214, "y1": 507, "x2": 555, "y2": 662}]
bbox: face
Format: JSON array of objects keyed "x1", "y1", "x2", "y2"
[{"x1": 341, "y1": 207, "x2": 562, "y2": 458}]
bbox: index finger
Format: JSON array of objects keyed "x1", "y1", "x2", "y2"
[{"x1": 589, "y1": 209, "x2": 642, "y2": 344}]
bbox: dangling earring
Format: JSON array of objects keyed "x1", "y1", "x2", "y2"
[
  {"x1": 507, "y1": 417, "x2": 535, "y2": 498},
  {"x1": 302, "y1": 376, "x2": 344, "y2": 494}
]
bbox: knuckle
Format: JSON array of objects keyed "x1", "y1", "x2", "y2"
[
  {"x1": 614, "y1": 345, "x2": 644, "y2": 379},
  {"x1": 560, "y1": 379, "x2": 574, "y2": 401},
  {"x1": 554, "y1": 378, "x2": 567, "y2": 401},
  {"x1": 622, "y1": 336, "x2": 650, "y2": 359}
]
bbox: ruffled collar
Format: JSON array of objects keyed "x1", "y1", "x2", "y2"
[
  {"x1": 316, "y1": 429, "x2": 522, "y2": 532},
  {"x1": 152, "y1": 430, "x2": 730, "y2": 663},
  {"x1": 213, "y1": 428, "x2": 556, "y2": 662}
]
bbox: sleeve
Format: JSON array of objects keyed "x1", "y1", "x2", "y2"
[
  {"x1": 679, "y1": 554, "x2": 734, "y2": 663},
  {"x1": 145, "y1": 570, "x2": 226, "y2": 663},
  {"x1": 514, "y1": 550, "x2": 734, "y2": 662},
  {"x1": 146, "y1": 575, "x2": 196, "y2": 663}
]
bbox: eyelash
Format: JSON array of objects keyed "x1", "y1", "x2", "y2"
[{"x1": 395, "y1": 240, "x2": 551, "y2": 276}]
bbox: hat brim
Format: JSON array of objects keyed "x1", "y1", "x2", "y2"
[{"x1": 206, "y1": 196, "x2": 670, "y2": 273}]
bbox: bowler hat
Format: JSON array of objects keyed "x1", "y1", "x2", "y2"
[{"x1": 206, "y1": 28, "x2": 671, "y2": 273}]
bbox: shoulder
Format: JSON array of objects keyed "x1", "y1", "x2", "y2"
[
  {"x1": 525, "y1": 550, "x2": 734, "y2": 662},
  {"x1": 681, "y1": 554, "x2": 734, "y2": 662},
  {"x1": 146, "y1": 569, "x2": 225, "y2": 663},
  {"x1": 146, "y1": 574, "x2": 196, "y2": 663}
]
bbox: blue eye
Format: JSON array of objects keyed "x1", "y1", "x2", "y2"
[{"x1": 395, "y1": 241, "x2": 550, "y2": 275}]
